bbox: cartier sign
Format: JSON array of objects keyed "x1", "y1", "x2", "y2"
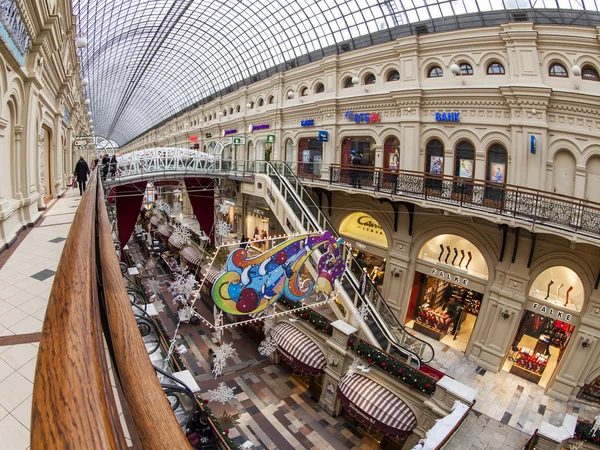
[{"x1": 430, "y1": 268, "x2": 469, "y2": 286}]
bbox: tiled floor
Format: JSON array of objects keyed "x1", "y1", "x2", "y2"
[{"x1": 0, "y1": 190, "x2": 80, "y2": 450}]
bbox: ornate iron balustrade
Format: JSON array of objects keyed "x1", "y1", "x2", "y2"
[
  {"x1": 0, "y1": 0, "x2": 29, "y2": 65},
  {"x1": 325, "y1": 165, "x2": 600, "y2": 241}
]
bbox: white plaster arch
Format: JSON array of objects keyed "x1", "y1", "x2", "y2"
[
  {"x1": 420, "y1": 130, "x2": 451, "y2": 151},
  {"x1": 478, "y1": 52, "x2": 510, "y2": 70},
  {"x1": 547, "y1": 138, "x2": 583, "y2": 165},
  {"x1": 480, "y1": 130, "x2": 511, "y2": 153},
  {"x1": 447, "y1": 129, "x2": 480, "y2": 150},
  {"x1": 581, "y1": 144, "x2": 600, "y2": 164}
]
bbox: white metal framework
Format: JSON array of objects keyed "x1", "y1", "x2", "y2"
[{"x1": 115, "y1": 147, "x2": 215, "y2": 177}]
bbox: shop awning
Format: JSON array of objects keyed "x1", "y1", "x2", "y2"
[
  {"x1": 203, "y1": 267, "x2": 223, "y2": 287},
  {"x1": 271, "y1": 323, "x2": 326, "y2": 375},
  {"x1": 337, "y1": 374, "x2": 417, "y2": 438},
  {"x1": 149, "y1": 215, "x2": 162, "y2": 227},
  {"x1": 158, "y1": 224, "x2": 171, "y2": 238},
  {"x1": 168, "y1": 235, "x2": 184, "y2": 251},
  {"x1": 182, "y1": 246, "x2": 202, "y2": 268}
]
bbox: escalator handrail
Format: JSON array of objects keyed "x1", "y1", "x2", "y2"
[{"x1": 267, "y1": 162, "x2": 434, "y2": 363}]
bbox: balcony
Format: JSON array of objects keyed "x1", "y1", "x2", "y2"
[{"x1": 0, "y1": 0, "x2": 30, "y2": 66}]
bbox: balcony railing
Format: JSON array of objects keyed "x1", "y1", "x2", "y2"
[
  {"x1": 0, "y1": 0, "x2": 30, "y2": 65},
  {"x1": 31, "y1": 171, "x2": 192, "y2": 449}
]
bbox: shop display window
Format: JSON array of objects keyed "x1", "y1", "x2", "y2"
[
  {"x1": 418, "y1": 234, "x2": 489, "y2": 280},
  {"x1": 529, "y1": 266, "x2": 583, "y2": 312},
  {"x1": 341, "y1": 136, "x2": 376, "y2": 167},
  {"x1": 297, "y1": 138, "x2": 323, "y2": 177},
  {"x1": 350, "y1": 249, "x2": 386, "y2": 293}
]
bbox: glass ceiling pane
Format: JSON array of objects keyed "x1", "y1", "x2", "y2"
[{"x1": 72, "y1": 0, "x2": 600, "y2": 145}]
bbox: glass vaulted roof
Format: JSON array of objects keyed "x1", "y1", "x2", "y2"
[{"x1": 74, "y1": 0, "x2": 600, "y2": 145}]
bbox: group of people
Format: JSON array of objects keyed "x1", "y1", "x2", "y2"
[{"x1": 73, "y1": 153, "x2": 118, "y2": 195}]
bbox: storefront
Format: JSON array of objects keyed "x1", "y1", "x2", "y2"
[
  {"x1": 341, "y1": 136, "x2": 376, "y2": 167},
  {"x1": 339, "y1": 212, "x2": 388, "y2": 292},
  {"x1": 298, "y1": 137, "x2": 323, "y2": 177},
  {"x1": 503, "y1": 266, "x2": 583, "y2": 387},
  {"x1": 246, "y1": 206, "x2": 270, "y2": 250},
  {"x1": 406, "y1": 234, "x2": 489, "y2": 353}
]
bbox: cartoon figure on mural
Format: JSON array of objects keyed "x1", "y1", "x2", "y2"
[{"x1": 212, "y1": 231, "x2": 345, "y2": 315}]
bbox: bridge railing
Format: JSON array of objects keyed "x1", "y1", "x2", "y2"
[{"x1": 31, "y1": 170, "x2": 191, "y2": 449}]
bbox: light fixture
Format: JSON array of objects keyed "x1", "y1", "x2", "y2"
[
  {"x1": 76, "y1": 37, "x2": 88, "y2": 48},
  {"x1": 582, "y1": 337, "x2": 592, "y2": 349},
  {"x1": 572, "y1": 60, "x2": 582, "y2": 77},
  {"x1": 450, "y1": 63, "x2": 460, "y2": 75},
  {"x1": 218, "y1": 111, "x2": 223, "y2": 116},
  {"x1": 81, "y1": 78, "x2": 89, "y2": 86},
  {"x1": 391, "y1": 267, "x2": 401, "y2": 278},
  {"x1": 89, "y1": 119, "x2": 93, "y2": 124},
  {"x1": 500, "y1": 307, "x2": 512, "y2": 320},
  {"x1": 88, "y1": 111, "x2": 92, "y2": 116},
  {"x1": 84, "y1": 99, "x2": 90, "y2": 105},
  {"x1": 351, "y1": 74, "x2": 360, "y2": 85},
  {"x1": 287, "y1": 91, "x2": 295, "y2": 99},
  {"x1": 246, "y1": 103, "x2": 252, "y2": 109}
]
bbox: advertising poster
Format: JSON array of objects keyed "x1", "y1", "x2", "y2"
[
  {"x1": 490, "y1": 163, "x2": 505, "y2": 183},
  {"x1": 459, "y1": 159, "x2": 474, "y2": 178},
  {"x1": 430, "y1": 156, "x2": 443, "y2": 174},
  {"x1": 389, "y1": 152, "x2": 400, "y2": 170}
]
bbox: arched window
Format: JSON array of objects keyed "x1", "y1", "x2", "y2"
[
  {"x1": 428, "y1": 66, "x2": 443, "y2": 78},
  {"x1": 343, "y1": 77, "x2": 354, "y2": 88},
  {"x1": 386, "y1": 70, "x2": 400, "y2": 82},
  {"x1": 315, "y1": 83, "x2": 325, "y2": 93},
  {"x1": 229, "y1": 107, "x2": 233, "y2": 115},
  {"x1": 364, "y1": 73, "x2": 376, "y2": 85},
  {"x1": 487, "y1": 62, "x2": 505, "y2": 75},
  {"x1": 203, "y1": 116, "x2": 207, "y2": 122},
  {"x1": 267, "y1": 95, "x2": 274, "y2": 104},
  {"x1": 455, "y1": 141, "x2": 475, "y2": 178},
  {"x1": 249, "y1": 101, "x2": 254, "y2": 109},
  {"x1": 235, "y1": 105, "x2": 241, "y2": 113},
  {"x1": 285, "y1": 139, "x2": 294, "y2": 163},
  {"x1": 459, "y1": 62, "x2": 473, "y2": 75},
  {"x1": 425, "y1": 139, "x2": 444, "y2": 174},
  {"x1": 553, "y1": 150, "x2": 576, "y2": 196},
  {"x1": 549, "y1": 63, "x2": 568, "y2": 77},
  {"x1": 222, "y1": 110, "x2": 227, "y2": 117},
  {"x1": 586, "y1": 156, "x2": 600, "y2": 202},
  {"x1": 582, "y1": 65, "x2": 600, "y2": 81},
  {"x1": 384, "y1": 137, "x2": 400, "y2": 170},
  {"x1": 258, "y1": 98, "x2": 264, "y2": 107},
  {"x1": 486, "y1": 144, "x2": 507, "y2": 183},
  {"x1": 301, "y1": 87, "x2": 308, "y2": 96}
]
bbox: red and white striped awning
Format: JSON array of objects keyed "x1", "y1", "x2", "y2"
[
  {"x1": 158, "y1": 224, "x2": 171, "y2": 238},
  {"x1": 149, "y1": 215, "x2": 162, "y2": 227},
  {"x1": 271, "y1": 322, "x2": 326, "y2": 375},
  {"x1": 338, "y1": 374, "x2": 417, "y2": 438},
  {"x1": 182, "y1": 246, "x2": 202, "y2": 268},
  {"x1": 168, "y1": 234, "x2": 184, "y2": 250},
  {"x1": 202, "y1": 267, "x2": 222, "y2": 286}
]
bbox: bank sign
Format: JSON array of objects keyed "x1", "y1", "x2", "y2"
[
  {"x1": 435, "y1": 112, "x2": 460, "y2": 122},
  {"x1": 345, "y1": 110, "x2": 381, "y2": 123},
  {"x1": 431, "y1": 268, "x2": 469, "y2": 286},
  {"x1": 531, "y1": 302, "x2": 573, "y2": 322}
]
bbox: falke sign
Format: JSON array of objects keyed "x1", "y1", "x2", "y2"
[
  {"x1": 431, "y1": 268, "x2": 469, "y2": 286},
  {"x1": 435, "y1": 112, "x2": 460, "y2": 122},
  {"x1": 344, "y1": 110, "x2": 381, "y2": 123},
  {"x1": 531, "y1": 302, "x2": 573, "y2": 322}
]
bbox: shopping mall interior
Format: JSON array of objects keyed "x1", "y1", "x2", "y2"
[{"x1": 1, "y1": 1, "x2": 600, "y2": 449}]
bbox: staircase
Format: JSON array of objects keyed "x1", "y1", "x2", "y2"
[{"x1": 262, "y1": 161, "x2": 434, "y2": 366}]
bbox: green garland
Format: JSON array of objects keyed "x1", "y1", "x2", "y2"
[
  {"x1": 348, "y1": 336, "x2": 436, "y2": 396},
  {"x1": 198, "y1": 401, "x2": 237, "y2": 448},
  {"x1": 574, "y1": 421, "x2": 600, "y2": 445},
  {"x1": 279, "y1": 298, "x2": 333, "y2": 336}
]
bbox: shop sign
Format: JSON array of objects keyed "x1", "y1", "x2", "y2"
[
  {"x1": 248, "y1": 124, "x2": 270, "y2": 132},
  {"x1": 435, "y1": 112, "x2": 460, "y2": 122},
  {"x1": 205, "y1": 132, "x2": 212, "y2": 138},
  {"x1": 318, "y1": 130, "x2": 329, "y2": 142},
  {"x1": 266, "y1": 134, "x2": 275, "y2": 144},
  {"x1": 223, "y1": 129, "x2": 237, "y2": 136},
  {"x1": 253, "y1": 208, "x2": 267, "y2": 216},
  {"x1": 531, "y1": 302, "x2": 572, "y2": 322},
  {"x1": 232, "y1": 137, "x2": 246, "y2": 145},
  {"x1": 300, "y1": 119, "x2": 315, "y2": 127},
  {"x1": 74, "y1": 139, "x2": 88, "y2": 147},
  {"x1": 344, "y1": 110, "x2": 381, "y2": 123},
  {"x1": 530, "y1": 135, "x2": 537, "y2": 154},
  {"x1": 430, "y1": 268, "x2": 469, "y2": 286}
]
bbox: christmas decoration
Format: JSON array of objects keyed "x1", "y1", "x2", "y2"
[
  {"x1": 279, "y1": 298, "x2": 333, "y2": 336},
  {"x1": 345, "y1": 358, "x2": 361, "y2": 377},
  {"x1": 258, "y1": 337, "x2": 278, "y2": 356},
  {"x1": 212, "y1": 342, "x2": 237, "y2": 378},
  {"x1": 262, "y1": 307, "x2": 276, "y2": 336},
  {"x1": 208, "y1": 382, "x2": 235, "y2": 404},
  {"x1": 169, "y1": 272, "x2": 196, "y2": 305},
  {"x1": 144, "y1": 257, "x2": 157, "y2": 271},
  {"x1": 212, "y1": 232, "x2": 345, "y2": 315},
  {"x1": 147, "y1": 279, "x2": 161, "y2": 296},
  {"x1": 172, "y1": 202, "x2": 182, "y2": 213},
  {"x1": 214, "y1": 220, "x2": 232, "y2": 237},
  {"x1": 354, "y1": 303, "x2": 370, "y2": 324},
  {"x1": 348, "y1": 336, "x2": 437, "y2": 395},
  {"x1": 171, "y1": 224, "x2": 191, "y2": 246},
  {"x1": 155, "y1": 199, "x2": 171, "y2": 215},
  {"x1": 576, "y1": 416, "x2": 600, "y2": 445},
  {"x1": 200, "y1": 403, "x2": 238, "y2": 448},
  {"x1": 213, "y1": 306, "x2": 224, "y2": 342},
  {"x1": 217, "y1": 411, "x2": 240, "y2": 429},
  {"x1": 218, "y1": 202, "x2": 230, "y2": 215},
  {"x1": 134, "y1": 224, "x2": 144, "y2": 235}
]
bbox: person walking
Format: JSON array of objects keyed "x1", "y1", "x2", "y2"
[
  {"x1": 109, "y1": 154, "x2": 118, "y2": 179},
  {"x1": 74, "y1": 155, "x2": 90, "y2": 195},
  {"x1": 101, "y1": 154, "x2": 110, "y2": 180}
]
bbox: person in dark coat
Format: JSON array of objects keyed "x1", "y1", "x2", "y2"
[
  {"x1": 101, "y1": 154, "x2": 110, "y2": 180},
  {"x1": 74, "y1": 155, "x2": 90, "y2": 195},
  {"x1": 109, "y1": 155, "x2": 118, "y2": 179}
]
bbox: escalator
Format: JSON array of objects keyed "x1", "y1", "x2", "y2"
[{"x1": 263, "y1": 162, "x2": 435, "y2": 366}]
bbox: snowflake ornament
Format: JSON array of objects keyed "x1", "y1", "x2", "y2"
[
  {"x1": 258, "y1": 337, "x2": 278, "y2": 356},
  {"x1": 134, "y1": 224, "x2": 144, "y2": 235},
  {"x1": 214, "y1": 220, "x2": 232, "y2": 237},
  {"x1": 218, "y1": 202, "x2": 230, "y2": 215},
  {"x1": 144, "y1": 257, "x2": 156, "y2": 271},
  {"x1": 263, "y1": 312, "x2": 276, "y2": 337},
  {"x1": 345, "y1": 358, "x2": 361, "y2": 378},
  {"x1": 147, "y1": 278, "x2": 161, "y2": 296},
  {"x1": 155, "y1": 199, "x2": 171, "y2": 215},
  {"x1": 208, "y1": 382, "x2": 235, "y2": 404},
  {"x1": 172, "y1": 202, "x2": 182, "y2": 213},
  {"x1": 212, "y1": 342, "x2": 237, "y2": 378},
  {"x1": 171, "y1": 224, "x2": 191, "y2": 246},
  {"x1": 169, "y1": 273, "x2": 196, "y2": 304},
  {"x1": 354, "y1": 303, "x2": 370, "y2": 324}
]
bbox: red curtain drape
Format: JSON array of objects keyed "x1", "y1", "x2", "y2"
[
  {"x1": 116, "y1": 181, "x2": 147, "y2": 255},
  {"x1": 184, "y1": 177, "x2": 215, "y2": 244}
]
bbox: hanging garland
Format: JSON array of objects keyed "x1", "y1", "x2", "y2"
[
  {"x1": 279, "y1": 298, "x2": 333, "y2": 336},
  {"x1": 348, "y1": 335, "x2": 437, "y2": 396},
  {"x1": 575, "y1": 421, "x2": 600, "y2": 444},
  {"x1": 200, "y1": 402, "x2": 237, "y2": 448}
]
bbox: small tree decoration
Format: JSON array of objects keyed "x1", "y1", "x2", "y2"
[
  {"x1": 208, "y1": 382, "x2": 235, "y2": 404},
  {"x1": 171, "y1": 224, "x2": 191, "y2": 246},
  {"x1": 218, "y1": 202, "x2": 230, "y2": 215},
  {"x1": 217, "y1": 411, "x2": 240, "y2": 429},
  {"x1": 258, "y1": 336, "x2": 278, "y2": 356},
  {"x1": 144, "y1": 257, "x2": 157, "y2": 271},
  {"x1": 212, "y1": 342, "x2": 237, "y2": 378},
  {"x1": 214, "y1": 220, "x2": 232, "y2": 237}
]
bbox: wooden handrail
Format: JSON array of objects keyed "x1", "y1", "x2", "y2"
[
  {"x1": 31, "y1": 170, "x2": 191, "y2": 449},
  {"x1": 96, "y1": 177, "x2": 192, "y2": 449},
  {"x1": 32, "y1": 171, "x2": 127, "y2": 449}
]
